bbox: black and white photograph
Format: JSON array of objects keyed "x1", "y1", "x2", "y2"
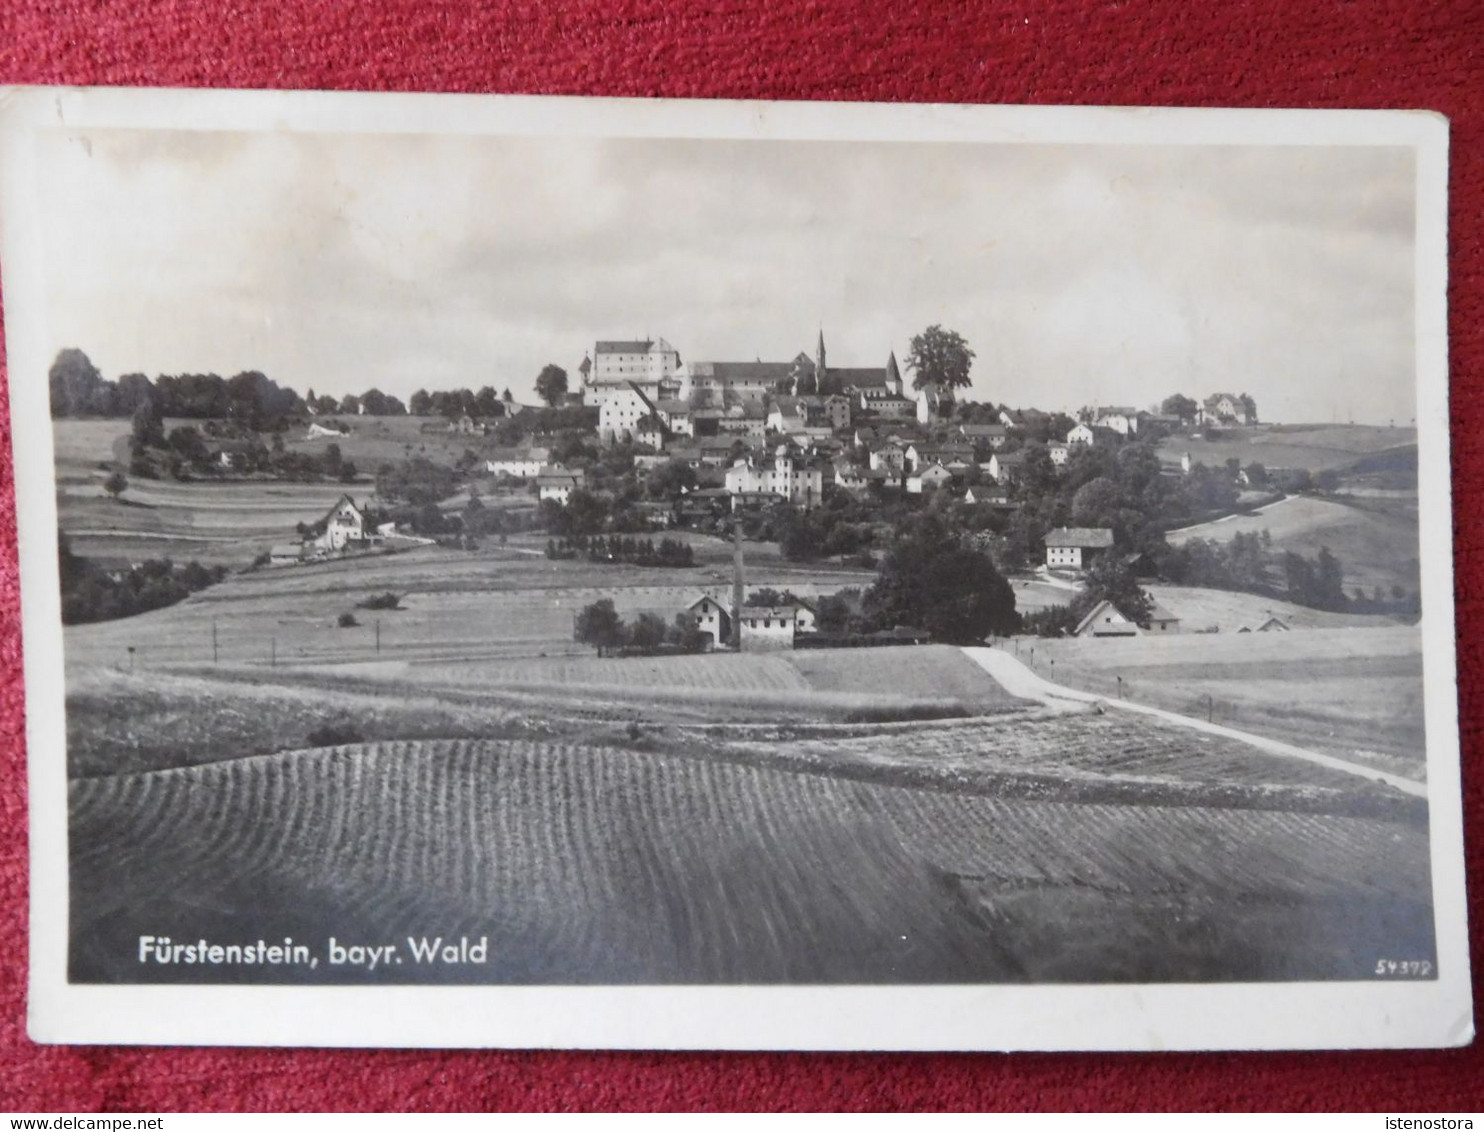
[{"x1": 2, "y1": 89, "x2": 1468, "y2": 1049}]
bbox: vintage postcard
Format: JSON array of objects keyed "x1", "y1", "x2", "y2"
[{"x1": 0, "y1": 88, "x2": 1469, "y2": 1049}]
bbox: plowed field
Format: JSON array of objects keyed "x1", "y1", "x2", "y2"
[{"x1": 70, "y1": 738, "x2": 1434, "y2": 985}]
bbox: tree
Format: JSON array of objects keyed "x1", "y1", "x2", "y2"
[
  {"x1": 904, "y1": 325, "x2": 975, "y2": 393},
  {"x1": 48, "y1": 348, "x2": 110, "y2": 417},
  {"x1": 409, "y1": 389, "x2": 433, "y2": 415},
  {"x1": 575, "y1": 598, "x2": 625, "y2": 656},
  {"x1": 628, "y1": 612, "x2": 669, "y2": 652},
  {"x1": 1161, "y1": 393, "x2": 1198, "y2": 423},
  {"x1": 167, "y1": 426, "x2": 208, "y2": 464},
  {"x1": 863, "y1": 514, "x2": 1018, "y2": 643},
  {"x1": 1075, "y1": 555, "x2": 1153, "y2": 625},
  {"x1": 131, "y1": 399, "x2": 166, "y2": 449},
  {"x1": 647, "y1": 458, "x2": 696, "y2": 500},
  {"x1": 103, "y1": 471, "x2": 128, "y2": 500},
  {"x1": 535, "y1": 364, "x2": 569, "y2": 407},
  {"x1": 1238, "y1": 393, "x2": 1259, "y2": 425}
]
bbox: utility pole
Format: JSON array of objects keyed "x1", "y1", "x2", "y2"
[
  {"x1": 271, "y1": 638, "x2": 276, "y2": 667},
  {"x1": 1206, "y1": 693, "x2": 1213, "y2": 723},
  {"x1": 212, "y1": 620, "x2": 218, "y2": 664},
  {"x1": 375, "y1": 619, "x2": 381, "y2": 655},
  {"x1": 731, "y1": 517, "x2": 746, "y2": 651}
]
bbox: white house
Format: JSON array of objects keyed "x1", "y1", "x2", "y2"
[
  {"x1": 1066, "y1": 423, "x2": 1096, "y2": 447},
  {"x1": 599, "y1": 381, "x2": 659, "y2": 444},
  {"x1": 1048, "y1": 443, "x2": 1070, "y2": 466},
  {"x1": 314, "y1": 495, "x2": 368, "y2": 552},
  {"x1": 724, "y1": 445, "x2": 824, "y2": 506},
  {"x1": 1090, "y1": 406, "x2": 1139, "y2": 435},
  {"x1": 916, "y1": 383, "x2": 954, "y2": 425},
  {"x1": 269, "y1": 543, "x2": 304, "y2": 567},
  {"x1": 1201, "y1": 393, "x2": 1243, "y2": 424},
  {"x1": 1073, "y1": 599, "x2": 1140, "y2": 638},
  {"x1": 832, "y1": 461, "x2": 872, "y2": 494},
  {"x1": 653, "y1": 399, "x2": 696, "y2": 438},
  {"x1": 987, "y1": 451, "x2": 1027, "y2": 485},
  {"x1": 906, "y1": 462, "x2": 954, "y2": 494},
  {"x1": 767, "y1": 398, "x2": 808, "y2": 434},
  {"x1": 1044, "y1": 526, "x2": 1114, "y2": 570},
  {"x1": 1144, "y1": 603, "x2": 1181, "y2": 634},
  {"x1": 869, "y1": 442, "x2": 907, "y2": 473},
  {"x1": 486, "y1": 446, "x2": 550, "y2": 479},
  {"x1": 738, "y1": 599, "x2": 817, "y2": 650},
  {"x1": 858, "y1": 388, "x2": 916, "y2": 419},
  {"x1": 688, "y1": 595, "x2": 732, "y2": 649},
  {"x1": 957, "y1": 423, "x2": 1009, "y2": 449},
  {"x1": 537, "y1": 464, "x2": 585, "y2": 504}
]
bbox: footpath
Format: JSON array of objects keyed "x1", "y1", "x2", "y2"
[{"x1": 961, "y1": 645, "x2": 1428, "y2": 799}]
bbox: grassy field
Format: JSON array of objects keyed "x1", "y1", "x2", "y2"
[
  {"x1": 54, "y1": 416, "x2": 364, "y2": 566},
  {"x1": 1028, "y1": 625, "x2": 1426, "y2": 774},
  {"x1": 1166, "y1": 494, "x2": 1420, "y2": 595},
  {"x1": 69, "y1": 735, "x2": 1433, "y2": 984},
  {"x1": 283, "y1": 414, "x2": 511, "y2": 469},
  {"x1": 1156, "y1": 423, "x2": 1417, "y2": 475},
  {"x1": 61, "y1": 535, "x2": 873, "y2": 669},
  {"x1": 1140, "y1": 584, "x2": 1403, "y2": 633}
]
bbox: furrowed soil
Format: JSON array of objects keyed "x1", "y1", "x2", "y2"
[{"x1": 70, "y1": 737, "x2": 1433, "y2": 985}]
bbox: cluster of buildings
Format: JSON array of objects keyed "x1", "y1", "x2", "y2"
[{"x1": 268, "y1": 494, "x2": 431, "y2": 567}]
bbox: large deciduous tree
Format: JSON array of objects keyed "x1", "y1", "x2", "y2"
[
  {"x1": 863, "y1": 514, "x2": 1018, "y2": 643},
  {"x1": 904, "y1": 325, "x2": 975, "y2": 393},
  {"x1": 1161, "y1": 393, "x2": 1198, "y2": 423},
  {"x1": 575, "y1": 598, "x2": 625, "y2": 656},
  {"x1": 535, "y1": 364, "x2": 569, "y2": 407}
]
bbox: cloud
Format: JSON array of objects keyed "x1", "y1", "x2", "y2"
[{"x1": 33, "y1": 127, "x2": 1417, "y2": 424}]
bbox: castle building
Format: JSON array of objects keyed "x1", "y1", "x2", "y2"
[{"x1": 582, "y1": 338, "x2": 681, "y2": 407}]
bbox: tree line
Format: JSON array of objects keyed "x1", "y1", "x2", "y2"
[
  {"x1": 58, "y1": 533, "x2": 227, "y2": 625},
  {"x1": 545, "y1": 535, "x2": 695, "y2": 568}
]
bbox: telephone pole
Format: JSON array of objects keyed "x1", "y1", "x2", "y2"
[
  {"x1": 731, "y1": 518, "x2": 746, "y2": 651},
  {"x1": 212, "y1": 620, "x2": 218, "y2": 664}
]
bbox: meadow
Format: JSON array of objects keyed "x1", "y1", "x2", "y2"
[
  {"x1": 1166, "y1": 493, "x2": 1420, "y2": 595},
  {"x1": 1028, "y1": 625, "x2": 1426, "y2": 775},
  {"x1": 1155, "y1": 423, "x2": 1417, "y2": 475},
  {"x1": 69, "y1": 735, "x2": 1433, "y2": 984}
]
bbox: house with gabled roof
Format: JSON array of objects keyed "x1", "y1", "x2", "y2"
[
  {"x1": 987, "y1": 450, "x2": 1028, "y2": 485},
  {"x1": 739, "y1": 597, "x2": 817, "y2": 650},
  {"x1": 1044, "y1": 526, "x2": 1114, "y2": 570},
  {"x1": 688, "y1": 594, "x2": 732, "y2": 649},
  {"x1": 537, "y1": 464, "x2": 585, "y2": 504},
  {"x1": 1074, "y1": 599, "x2": 1141, "y2": 638},
  {"x1": 486, "y1": 446, "x2": 551, "y2": 479}
]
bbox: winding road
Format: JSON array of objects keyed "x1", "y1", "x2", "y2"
[{"x1": 961, "y1": 645, "x2": 1428, "y2": 799}]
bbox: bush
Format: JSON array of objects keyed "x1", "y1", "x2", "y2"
[
  {"x1": 357, "y1": 591, "x2": 402, "y2": 610},
  {"x1": 337, "y1": 611, "x2": 359, "y2": 628}
]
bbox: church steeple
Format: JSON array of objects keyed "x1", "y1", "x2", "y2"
[
  {"x1": 815, "y1": 329, "x2": 828, "y2": 395},
  {"x1": 885, "y1": 350, "x2": 902, "y2": 395}
]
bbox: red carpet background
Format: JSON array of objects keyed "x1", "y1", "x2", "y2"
[{"x1": 0, "y1": 0, "x2": 1480, "y2": 1112}]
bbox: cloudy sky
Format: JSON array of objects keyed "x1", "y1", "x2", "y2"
[{"x1": 35, "y1": 126, "x2": 1416, "y2": 423}]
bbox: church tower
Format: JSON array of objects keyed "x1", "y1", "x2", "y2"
[
  {"x1": 885, "y1": 350, "x2": 902, "y2": 396},
  {"x1": 815, "y1": 329, "x2": 828, "y2": 396}
]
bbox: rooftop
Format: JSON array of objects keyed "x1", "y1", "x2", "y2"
[{"x1": 1045, "y1": 526, "x2": 1115, "y2": 549}]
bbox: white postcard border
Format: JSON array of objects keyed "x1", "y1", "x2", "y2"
[{"x1": 0, "y1": 87, "x2": 1468, "y2": 1051}]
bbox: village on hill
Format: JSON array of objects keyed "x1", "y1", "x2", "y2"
[{"x1": 48, "y1": 322, "x2": 1421, "y2": 656}]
